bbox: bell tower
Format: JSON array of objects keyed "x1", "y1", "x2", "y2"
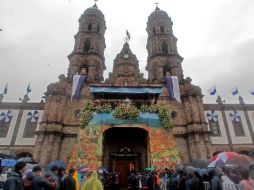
[
  {"x1": 67, "y1": 3, "x2": 106, "y2": 83},
  {"x1": 146, "y1": 6, "x2": 183, "y2": 83}
]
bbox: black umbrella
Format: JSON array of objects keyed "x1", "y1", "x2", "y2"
[
  {"x1": 0, "y1": 149, "x2": 16, "y2": 159},
  {"x1": 189, "y1": 159, "x2": 211, "y2": 168},
  {"x1": 17, "y1": 157, "x2": 37, "y2": 164}
]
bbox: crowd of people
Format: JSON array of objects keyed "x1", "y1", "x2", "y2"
[
  {"x1": 126, "y1": 166, "x2": 254, "y2": 190},
  {"x1": 0, "y1": 161, "x2": 104, "y2": 190},
  {"x1": 0, "y1": 161, "x2": 254, "y2": 190}
]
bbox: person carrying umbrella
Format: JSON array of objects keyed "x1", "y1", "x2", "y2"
[
  {"x1": 238, "y1": 167, "x2": 254, "y2": 190},
  {"x1": 208, "y1": 169, "x2": 223, "y2": 190},
  {"x1": 0, "y1": 167, "x2": 7, "y2": 189},
  {"x1": 27, "y1": 166, "x2": 52, "y2": 190},
  {"x1": 3, "y1": 161, "x2": 26, "y2": 190},
  {"x1": 45, "y1": 166, "x2": 59, "y2": 190},
  {"x1": 63, "y1": 168, "x2": 76, "y2": 190}
]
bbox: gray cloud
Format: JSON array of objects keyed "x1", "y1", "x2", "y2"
[
  {"x1": 184, "y1": 39, "x2": 254, "y2": 103},
  {"x1": 0, "y1": 0, "x2": 254, "y2": 104}
]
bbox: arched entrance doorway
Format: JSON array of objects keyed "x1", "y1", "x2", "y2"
[{"x1": 102, "y1": 127, "x2": 149, "y2": 185}]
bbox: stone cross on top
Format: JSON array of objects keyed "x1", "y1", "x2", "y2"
[{"x1": 94, "y1": 0, "x2": 98, "y2": 5}]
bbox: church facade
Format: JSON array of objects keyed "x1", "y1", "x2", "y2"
[{"x1": 1, "y1": 4, "x2": 254, "y2": 176}]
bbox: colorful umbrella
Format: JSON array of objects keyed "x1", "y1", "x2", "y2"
[
  {"x1": 208, "y1": 159, "x2": 225, "y2": 168},
  {"x1": 208, "y1": 152, "x2": 237, "y2": 168},
  {"x1": 225, "y1": 154, "x2": 254, "y2": 169},
  {"x1": 211, "y1": 152, "x2": 237, "y2": 162}
]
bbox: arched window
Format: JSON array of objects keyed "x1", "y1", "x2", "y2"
[
  {"x1": 160, "y1": 26, "x2": 165, "y2": 33},
  {"x1": 84, "y1": 39, "x2": 91, "y2": 52},
  {"x1": 153, "y1": 27, "x2": 156, "y2": 34},
  {"x1": 0, "y1": 110, "x2": 12, "y2": 138},
  {"x1": 88, "y1": 23, "x2": 92, "y2": 31},
  {"x1": 97, "y1": 25, "x2": 100, "y2": 33},
  {"x1": 161, "y1": 41, "x2": 168, "y2": 54},
  {"x1": 230, "y1": 111, "x2": 245, "y2": 137},
  {"x1": 206, "y1": 111, "x2": 221, "y2": 136}
]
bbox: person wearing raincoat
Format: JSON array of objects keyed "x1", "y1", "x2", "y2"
[{"x1": 81, "y1": 171, "x2": 103, "y2": 190}]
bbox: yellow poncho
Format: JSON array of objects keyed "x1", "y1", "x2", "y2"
[
  {"x1": 73, "y1": 170, "x2": 80, "y2": 190},
  {"x1": 81, "y1": 171, "x2": 103, "y2": 190}
]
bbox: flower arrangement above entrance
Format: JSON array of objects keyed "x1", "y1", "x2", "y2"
[
  {"x1": 79, "y1": 102, "x2": 173, "y2": 130},
  {"x1": 113, "y1": 104, "x2": 139, "y2": 119}
]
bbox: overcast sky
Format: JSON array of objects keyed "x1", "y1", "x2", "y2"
[{"x1": 0, "y1": 0, "x2": 254, "y2": 104}]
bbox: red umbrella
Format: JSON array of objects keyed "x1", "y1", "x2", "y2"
[{"x1": 225, "y1": 154, "x2": 254, "y2": 169}]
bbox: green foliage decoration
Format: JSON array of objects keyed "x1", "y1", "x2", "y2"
[
  {"x1": 140, "y1": 105, "x2": 149, "y2": 112},
  {"x1": 79, "y1": 102, "x2": 94, "y2": 128},
  {"x1": 113, "y1": 104, "x2": 139, "y2": 120},
  {"x1": 79, "y1": 102, "x2": 173, "y2": 130},
  {"x1": 148, "y1": 104, "x2": 159, "y2": 113},
  {"x1": 95, "y1": 104, "x2": 112, "y2": 113},
  {"x1": 158, "y1": 106, "x2": 173, "y2": 130}
]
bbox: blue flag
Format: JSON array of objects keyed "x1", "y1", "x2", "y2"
[
  {"x1": 249, "y1": 88, "x2": 254, "y2": 96},
  {"x1": 231, "y1": 86, "x2": 238, "y2": 96},
  {"x1": 165, "y1": 75, "x2": 181, "y2": 102},
  {"x1": 208, "y1": 86, "x2": 217, "y2": 95},
  {"x1": 27, "y1": 83, "x2": 32, "y2": 94},
  {"x1": 71, "y1": 74, "x2": 86, "y2": 100},
  {"x1": 3, "y1": 83, "x2": 8, "y2": 95}
]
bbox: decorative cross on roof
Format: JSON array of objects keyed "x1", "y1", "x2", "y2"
[
  {"x1": 124, "y1": 30, "x2": 130, "y2": 43},
  {"x1": 94, "y1": 0, "x2": 98, "y2": 5},
  {"x1": 155, "y1": 2, "x2": 159, "y2": 7}
]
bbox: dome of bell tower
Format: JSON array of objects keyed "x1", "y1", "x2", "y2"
[
  {"x1": 148, "y1": 7, "x2": 170, "y2": 22},
  {"x1": 78, "y1": 4, "x2": 106, "y2": 34},
  {"x1": 83, "y1": 4, "x2": 105, "y2": 20}
]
